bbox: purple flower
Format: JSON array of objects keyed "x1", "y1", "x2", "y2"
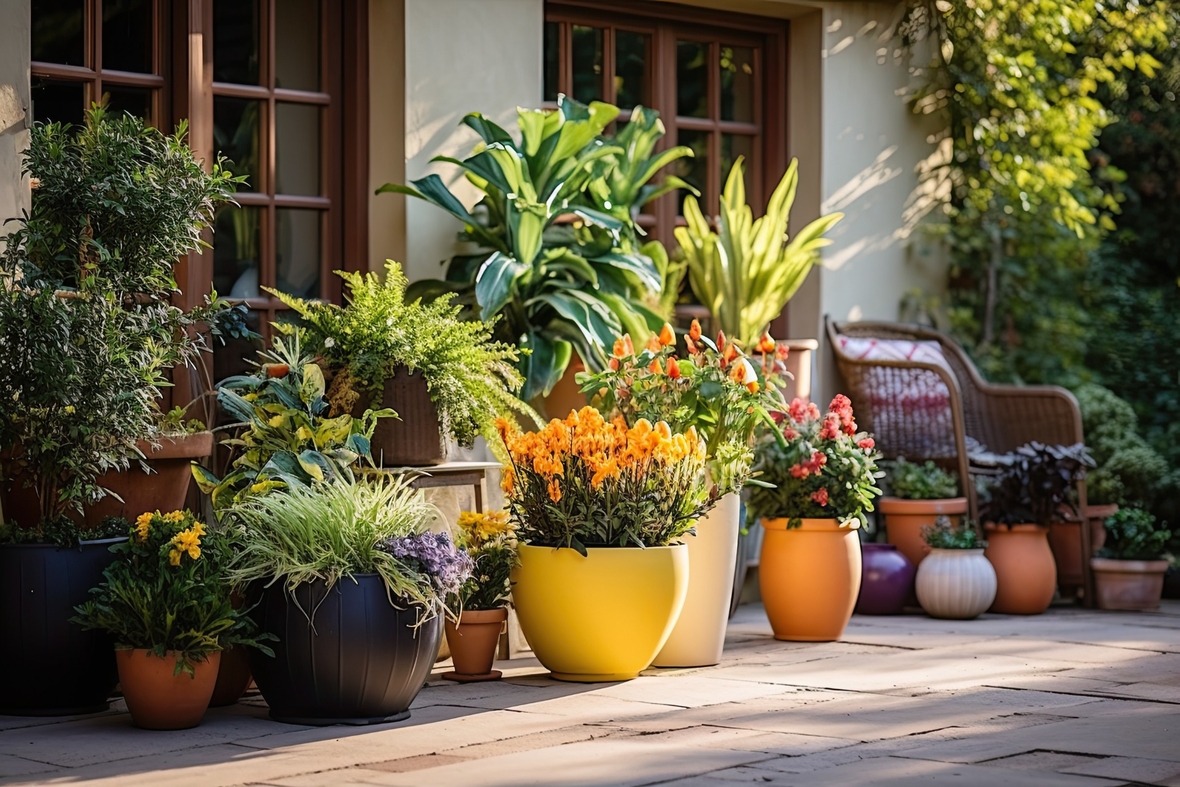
[{"x1": 378, "y1": 531, "x2": 473, "y2": 596}]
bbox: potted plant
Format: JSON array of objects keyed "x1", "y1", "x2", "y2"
[
  {"x1": 879, "y1": 458, "x2": 966, "y2": 569},
  {"x1": 497, "y1": 407, "x2": 713, "y2": 682},
  {"x1": 270, "y1": 262, "x2": 538, "y2": 466},
  {"x1": 748, "y1": 395, "x2": 882, "y2": 641},
  {"x1": 854, "y1": 542, "x2": 915, "y2": 616},
  {"x1": 72, "y1": 510, "x2": 267, "y2": 729},
  {"x1": 226, "y1": 477, "x2": 467, "y2": 725},
  {"x1": 443, "y1": 510, "x2": 517, "y2": 682},
  {"x1": 1091, "y1": 507, "x2": 1172, "y2": 611},
  {"x1": 914, "y1": 516, "x2": 998, "y2": 620},
  {"x1": 578, "y1": 320, "x2": 788, "y2": 667},
  {"x1": 0, "y1": 107, "x2": 237, "y2": 716},
  {"x1": 982, "y1": 442, "x2": 1093, "y2": 614},
  {"x1": 383, "y1": 97, "x2": 688, "y2": 407}
]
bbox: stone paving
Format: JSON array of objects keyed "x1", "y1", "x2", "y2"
[{"x1": 1, "y1": 601, "x2": 1178, "y2": 787}]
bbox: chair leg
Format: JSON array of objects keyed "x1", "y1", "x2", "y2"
[{"x1": 1078, "y1": 480, "x2": 1094, "y2": 608}]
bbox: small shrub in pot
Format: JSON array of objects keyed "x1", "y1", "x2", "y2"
[
  {"x1": 879, "y1": 458, "x2": 966, "y2": 569},
  {"x1": 443, "y1": 510, "x2": 518, "y2": 681},
  {"x1": 1091, "y1": 507, "x2": 1172, "y2": 611}
]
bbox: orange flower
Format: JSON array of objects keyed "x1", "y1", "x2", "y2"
[
  {"x1": 758, "y1": 331, "x2": 776, "y2": 354},
  {"x1": 659, "y1": 322, "x2": 675, "y2": 347},
  {"x1": 648, "y1": 358, "x2": 662, "y2": 375},
  {"x1": 646, "y1": 335, "x2": 662, "y2": 353},
  {"x1": 500, "y1": 465, "x2": 515, "y2": 494},
  {"x1": 717, "y1": 330, "x2": 727, "y2": 352},
  {"x1": 666, "y1": 357, "x2": 681, "y2": 378},
  {"x1": 547, "y1": 479, "x2": 563, "y2": 503},
  {"x1": 685, "y1": 337, "x2": 698, "y2": 355},
  {"x1": 622, "y1": 334, "x2": 634, "y2": 356},
  {"x1": 608, "y1": 357, "x2": 620, "y2": 371},
  {"x1": 689, "y1": 319, "x2": 702, "y2": 341},
  {"x1": 612, "y1": 337, "x2": 627, "y2": 358}
]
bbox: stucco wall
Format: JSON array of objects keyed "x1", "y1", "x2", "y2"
[
  {"x1": 397, "y1": 0, "x2": 544, "y2": 283},
  {"x1": 0, "y1": 0, "x2": 30, "y2": 241}
]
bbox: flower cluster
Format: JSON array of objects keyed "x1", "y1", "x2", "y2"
[
  {"x1": 454, "y1": 511, "x2": 518, "y2": 611},
  {"x1": 377, "y1": 531, "x2": 474, "y2": 597},
  {"x1": 748, "y1": 395, "x2": 882, "y2": 529},
  {"x1": 496, "y1": 406, "x2": 713, "y2": 552},
  {"x1": 134, "y1": 510, "x2": 207, "y2": 566},
  {"x1": 578, "y1": 320, "x2": 788, "y2": 496}
]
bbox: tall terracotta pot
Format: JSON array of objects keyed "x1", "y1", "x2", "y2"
[
  {"x1": 444, "y1": 608, "x2": 507, "y2": 682},
  {"x1": 652, "y1": 492, "x2": 741, "y2": 668},
  {"x1": 879, "y1": 497, "x2": 969, "y2": 569},
  {"x1": 355, "y1": 368, "x2": 445, "y2": 467},
  {"x1": 116, "y1": 649, "x2": 220, "y2": 730},
  {"x1": 759, "y1": 518, "x2": 861, "y2": 641},
  {"x1": 984, "y1": 524, "x2": 1057, "y2": 615},
  {"x1": 1091, "y1": 558, "x2": 1168, "y2": 611}
]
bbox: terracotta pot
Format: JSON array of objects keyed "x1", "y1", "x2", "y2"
[
  {"x1": 984, "y1": 524, "x2": 1057, "y2": 615},
  {"x1": 1085, "y1": 503, "x2": 1118, "y2": 553},
  {"x1": 1047, "y1": 515, "x2": 1108, "y2": 600},
  {"x1": 541, "y1": 354, "x2": 587, "y2": 421},
  {"x1": 444, "y1": 608, "x2": 507, "y2": 681},
  {"x1": 357, "y1": 368, "x2": 445, "y2": 467},
  {"x1": 879, "y1": 497, "x2": 969, "y2": 569},
  {"x1": 759, "y1": 518, "x2": 861, "y2": 641},
  {"x1": 1091, "y1": 558, "x2": 1168, "y2": 611},
  {"x1": 915, "y1": 548, "x2": 997, "y2": 620},
  {"x1": 116, "y1": 649, "x2": 220, "y2": 730},
  {"x1": 208, "y1": 644, "x2": 253, "y2": 707},
  {"x1": 855, "y1": 543, "x2": 915, "y2": 616},
  {"x1": 653, "y1": 492, "x2": 741, "y2": 667},
  {"x1": 1, "y1": 432, "x2": 213, "y2": 529}
]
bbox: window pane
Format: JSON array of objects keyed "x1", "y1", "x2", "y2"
[
  {"x1": 213, "y1": 310, "x2": 262, "y2": 385},
  {"x1": 214, "y1": 0, "x2": 261, "y2": 85},
  {"x1": 721, "y1": 134, "x2": 754, "y2": 193},
  {"x1": 676, "y1": 129, "x2": 709, "y2": 214},
  {"x1": 615, "y1": 31, "x2": 649, "y2": 110},
  {"x1": 32, "y1": 0, "x2": 85, "y2": 66},
  {"x1": 276, "y1": 0, "x2": 321, "y2": 91},
  {"x1": 677, "y1": 40, "x2": 708, "y2": 119},
  {"x1": 104, "y1": 85, "x2": 153, "y2": 121},
  {"x1": 103, "y1": 0, "x2": 153, "y2": 74},
  {"x1": 30, "y1": 79, "x2": 85, "y2": 126},
  {"x1": 720, "y1": 46, "x2": 755, "y2": 123},
  {"x1": 213, "y1": 205, "x2": 262, "y2": 298},
  {"x1": 276, "y1": 209, "x2": 321, "y2": 299},
  {"x1": 214, "y1": 97, "x2": 262, "y2": 191},
  {"x1": 571, "y1": 25, "x2": 603, "y2": 104},
  {"x1": 543, "y1": 21, "x2": 559, "y2": 102},
  {"x1": 275, "y1": 103, "x2": 321, "y2": 196}
]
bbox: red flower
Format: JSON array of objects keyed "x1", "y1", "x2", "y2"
[
  {"x1": 782, "y1": 426, "x2": 799, "y2": 440},
  {"x1": 666, "y1": 358, "x2": 682, "y2": 379},
  {"x1": 808, "y1": 402, "x2": 821, "y2": 420},
  {"x1": 858, "y1": 437, "x2": 875, "y2": 451},
  {"x1": 829, "y1": 394, "x2": 857, "y2": 435},
  {"x1": 770, "y1": 411, "x2": 786, "y2": 424},
  {"x1": 608, "y1": 357, "x2": 620, "y2": 371},
  {"x1": 790, "y1": 451, "x2": 827, "y2": 478},
  {"x1": 717, "y1": 330, "x2": 727, "y2": 353},
  {"x1": 788, "y1": 398, "x2": 810, "y2": 423},
  {"x1": 818, "y1": 414, "x2": 840, "y2": 440},
  {"x1": 810, "y1": 488, "x2": 829, "y2": 506}
]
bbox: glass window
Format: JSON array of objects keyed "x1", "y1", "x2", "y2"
[
  {"x1": 214, "y1": 0, "x2": 262, "y2": 85},
  {"x1": 275, "y1": 0, "x2": 321, "y2": 91},
  {"x1": 32, "y1": 0, "x2": 85, "y2": 67},
  {"x1": 103, "y1": 0, "x2": 153, "y2": 74},
  {"x1": 615, "y1": 31, "x2": 649, "y2": 110},
  {"x1": 30, "y1": 78, "x2": 86, "y2": 125},
  {"x1": 213, "y1": 97, "x2": 263, "y2": 191},
  {"x1": 571, "y1": 26, "x2": 604, "y2": 104},
  {"x1": 721, "y1": 46, "x2": 755, "y2": 123},
  {"x1": 275, "y1": 103, "x2": 321, "y2": 196},
  {"x1": 677, "y1": 40, "x2": 709, "y2": 119}
]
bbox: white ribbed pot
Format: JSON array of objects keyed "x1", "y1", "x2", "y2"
[
  {"x1": 651, "y1": 492, "x2": 741, "y2": 667},
  {"x1": 915, "y1": 548, "x2": 997, "y2": 620}
]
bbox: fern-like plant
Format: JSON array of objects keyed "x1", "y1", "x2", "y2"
[
  {"x1": 678, "y1": 157, "x2": 843, "y2": 345},
  {"x1": 270, "y1": 262, "x2": 538, "y2": 452}
]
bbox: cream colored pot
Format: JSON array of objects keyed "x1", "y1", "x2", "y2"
[{"x1": 915, "y1": 548, "x2": 997, "y2": 620}]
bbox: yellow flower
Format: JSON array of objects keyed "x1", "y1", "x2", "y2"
[
  {"x1": 134, "y1": 512, "x2": 153, "y2": 542},
  {"x1": 268, "y1": 415, "x2": 285, "y2": 428},
  {"x1": 63, "y1": 405, "x2": 76, "y2": 414},
  {"x1": 168, "y1": 549, "x2": 182, "y2": 566},
  {"x1": 162, "y1": 511, "x2": 184, "y2": 524},
  {"x1": 547, "y1": 479, "x2": 563, "y2": 503}
]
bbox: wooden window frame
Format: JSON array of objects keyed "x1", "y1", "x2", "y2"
[{"x1": 545, "y1": 0, "x2": 788, "y2": 250}]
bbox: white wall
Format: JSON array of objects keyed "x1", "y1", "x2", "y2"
[
  {"x1": 0, "y1": 0, "x2": 30, "y2": 238},
  {"x1": 398, "y1": 0, "x2": 544, "y2": 282}
]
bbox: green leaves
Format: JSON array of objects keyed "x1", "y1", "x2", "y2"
[{"x1": 475, "y1": 252, "x2": 527, "y2": 315}]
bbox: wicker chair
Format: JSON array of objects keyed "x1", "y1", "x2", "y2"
[{"x1": 827, "y1": 318, "x2": 1092, "y2": 601}]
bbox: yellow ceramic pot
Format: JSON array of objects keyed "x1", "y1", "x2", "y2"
[
  {"x1": 512, "y1": 544, "x2": 689, "y2": 682},
  {"x1": 759, "y1": 518, "x2": 862, "y2": 641}
]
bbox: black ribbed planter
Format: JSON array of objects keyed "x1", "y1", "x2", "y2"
[
  {"x1": 0, "y1": 539, "x2": 122, "y2": 715},
  {"x1": 247, "y1": 575, "x2": 442, "y2": 725}
]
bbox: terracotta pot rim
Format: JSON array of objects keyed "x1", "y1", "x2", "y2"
[
  {"x1": 1090, "y1": 557, "x2": 1169, "y2": 573},
  {"x1": 984, "y1": 522, "x2": 1047, "y2": 532},
  {"x1": 457, "y1": 608, "x2": 509, "y2": 624},
  {"x1": 879, "y1": 497, "x2": 968, "y2": 515},
  {"x1": 760, "y1": 517, "x2": 854, "y2": 532},
  {"x1": 116, "y1": 647, "x2": 218, "y2": 661},
  {"x1": 134, "y1": 431, "x2": 215, "y2": 460},
  {"x1": 1084, "y1": 503, "x2": 1120, "y2": 518},
  {"x1": 517, "y1": 543, "x2": 688, "y2": 553}
]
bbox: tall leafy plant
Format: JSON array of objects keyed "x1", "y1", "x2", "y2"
[
  {"x1": 379, "y1": 96, "x2": 690, "y2": 401},
  {"x1": 678, "y1": 157, "x2": 842, "y2": 345}
]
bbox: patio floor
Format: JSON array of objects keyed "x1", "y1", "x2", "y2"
[{"x1": 2, "y1": 601, "x2": 1178, "y2": 787}]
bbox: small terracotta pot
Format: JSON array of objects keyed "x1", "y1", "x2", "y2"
[
  {"x1": 1084, "y1": 504, "x2": 1118, "y2": 553},
  {"x1": 444, "y1": 608, "x2": 507, "y2": 681},
  {"x1": 759, "y1": 518, "x2": 861, "y2": 641},
  {"x1": 1047, "y1": 516, "x2": 1108, "y2": 599},
  {"x1": 209, "y1": 644, "x2": 253, "y2": 707},
  {"x1": 356, "y1": 368, "x2": 445, "y2": 467},
  {"x1": 855, "y1": 543, "x2": 915, "y2": 616},
  {"x1": 984, "y1": 524, "x2": 1057, "y2": 615},
  {"x1": 1091, "y1": 558, "x2": 1168, "y2": 611},
  {"x1": 915, "y1": 548, "x2": 997, "y2": 620},
  {"x1": 116, "y1": 649, "x2": 220, "y2": 730},
  {"x1": 879, "y1": 497, "x2": 969, "y2": 569}
]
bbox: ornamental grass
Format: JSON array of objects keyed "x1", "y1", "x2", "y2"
[{"x1": 496, "y1": 407, "x2": 713, "y2": 553}]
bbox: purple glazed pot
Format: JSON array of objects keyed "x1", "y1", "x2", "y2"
[{"x1": 855, "y1": 543, "x2": 916, "y2": 615}]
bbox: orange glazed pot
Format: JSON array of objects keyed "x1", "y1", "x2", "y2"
[
  {"x1": 984, "y1": 524, "x2": 1057, "y2": 615},
  {"x1": 116, "y1": 649, "x2": 220, "y2": 730},
  {"x1": 759, "y1": 518, "x2": 861, "y2": 641},
  {"x1": 443, "y1": 608, "x2": 507, "y2": 682},
  {"x1": 879, "y1": 497, "x2": 969, "y2": 569}
]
